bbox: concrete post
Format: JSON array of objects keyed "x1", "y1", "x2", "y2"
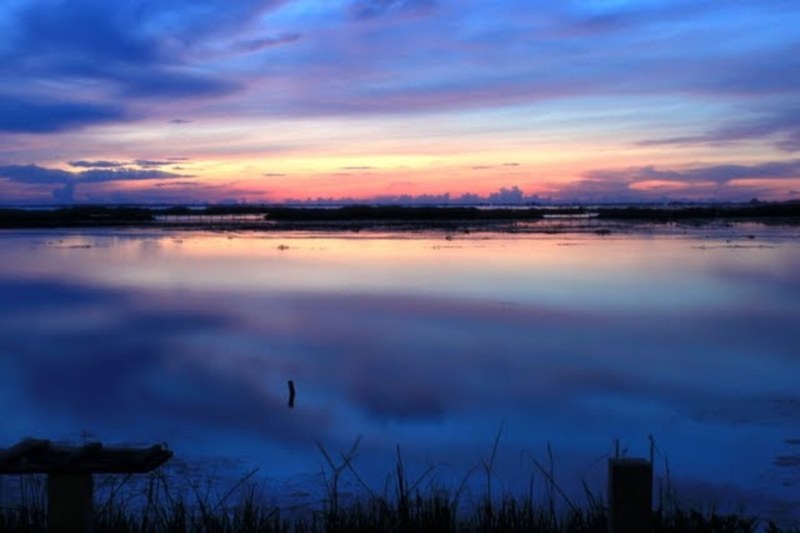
[
  {"x1": 48, "y1": 473, "x2": 93, "y2": 533},
  {"x1": 608, "y1": 458, "x2": 652, "y2": 533}
]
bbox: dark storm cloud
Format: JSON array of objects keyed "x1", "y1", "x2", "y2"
[{"x1": 0, "y1": 97, "x2": 127, "y2": 134}]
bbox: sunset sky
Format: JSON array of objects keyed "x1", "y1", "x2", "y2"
[{"x1": 1, "y1": 0, "x2": 799, "y2": 204}]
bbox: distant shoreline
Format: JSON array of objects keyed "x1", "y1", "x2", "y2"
[{"x1": 1, "y1": 203, "x2": 799, "y2": 232}]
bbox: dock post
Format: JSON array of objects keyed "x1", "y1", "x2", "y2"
[
  {"x1": 48, "y1": 473, "x2": 94, "y2": 533},
  {"x1": 608, "y1": 458, "x2": 652, "y2": 533}
]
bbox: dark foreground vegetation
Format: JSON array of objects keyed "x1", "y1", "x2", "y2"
[
  {"x1": 2, "y1": 439, "x2": 798, "y2": 533},
  {"x1": 1, "y1": 201, "x2": 799, "y2": 230},
  {"x1": 1, "y1": 477, "x2": 797, "y2": 533}
]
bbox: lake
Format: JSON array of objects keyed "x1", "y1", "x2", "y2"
[{"x1": 0, "y1": 226, "x2": 798, "y2": 521}]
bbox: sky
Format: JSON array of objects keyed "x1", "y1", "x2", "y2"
[{"x1": 1, "y1": 0, "x2": 800, "y2": 205}]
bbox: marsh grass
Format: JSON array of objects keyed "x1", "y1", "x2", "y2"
[{"x1": 0, "y1": 439, "x2": 797, "y2": 533}]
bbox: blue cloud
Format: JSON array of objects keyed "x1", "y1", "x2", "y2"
[
  {"x1": 0, "y1": 164, "x2": 189, "y2": 185},
  {"x1": 0, "y1": 164, "x2": 72, "y2": 184},
  {"x1": 350, "y1": 0, "x2": 437, "y2": 20},
  {"x1": 121, "y1": 69, "x2": 241, "y2": 99},
  {"x1": 0, "y1": 97, "x2": 127, "y2": 133}
]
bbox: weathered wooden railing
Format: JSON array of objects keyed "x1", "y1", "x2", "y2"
[{"x1": 0, "y1": 438, "x2": 172, "y2": 533}]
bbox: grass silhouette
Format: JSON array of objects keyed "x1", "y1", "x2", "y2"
[{"x1": 1, "y1": 437, "x2": 797, "y2": 532}]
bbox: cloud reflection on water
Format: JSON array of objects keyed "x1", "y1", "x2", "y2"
[{"x1": 0, "y1": 230, "x2": 799, "y2": 518}]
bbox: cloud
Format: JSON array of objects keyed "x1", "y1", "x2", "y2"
[
  {"x1": 0, "y1": 164, "x2": 190, "y2": 185},
  {"x1": 0, "y1": 164, "x2": 73, "y2": 184},
  {"x1": 553, "y1": 160, "x2": 800, "y2": 202},
  {"x1": 68, "y1": 159, "x2": 184, "y2": 170},
  {"x1": 0, "y1": 97, "x2": 127, "y2": 134},
  {"x1": 77, "y1": 168, "x2": 192, "y2": 183},
  {"x1": 234, "y1": 33, "x2": 302, "y2": 53},
  {"x1": 640, "y1": 109, "x2": 800, "y2": 152},
  {"x1": 341, "y1": 166, "x2": 373, "y2": 170},
  {"x1": 69, "y1": 160, "x2": 126, "y2": 169},
  {"x1": 134, "y1": 159, "x2": 174, "y2": 168},
  {"x1": 584, "y1": 160, "x2": 800, "y2": 186},
  {"x1": 154, "y1": 180, "x2": 202, "y2": 188},
  {"x1": 472, "y1": 163, "x2": 521, "y2": 171},
  {"x1": 52, "y1": 183, "x2": 76, "y2": 203},
  {"x1": 120, "y1": 69, "x2": 241, "y2": 99},
  {"x1": 0, "y1": 0, "x2": 274, "y2": 132},
  {"x1": 0, "y1": 163, "x2": 193, "y2": 203},
  {"x1": 350, "y1": 0, "x2": 437, "y2": 20},
  {"x1": 0, "y1": 278, "x2": 325, "y2": 443}
]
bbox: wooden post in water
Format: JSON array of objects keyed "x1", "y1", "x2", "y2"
[
  {"x1": 288, "y1": 379, "x2": 296, "y2": 408},
  {"x1": 608, "y1": 458, "x2": 652, "y2": 533},
  {"x1": 0, "y1": 439, "x2": 172, "y2": 533},
  {"x1": 48, "y1": 473, "x2": 94, "y2": 533}
]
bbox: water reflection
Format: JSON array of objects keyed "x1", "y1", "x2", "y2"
[{"x1": 0, "y1": 229, "x2": 798, "y2": 519}]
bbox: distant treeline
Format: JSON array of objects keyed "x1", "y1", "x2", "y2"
[
  {"x1": 263, "y1": 205, "x2": 546, "y2": 221},
  {"x1": 1, "y1": 201, "x2": 799, "y2": 228},
  {"x1": 0, "y1": 206, "x2": 155, "y2": 228},
  {"x1": 594, "y1": 201, "x2": 800, "y2": 221}
]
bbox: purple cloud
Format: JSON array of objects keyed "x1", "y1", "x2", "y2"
[
  {"x1": 640, "y1": 109, "x2": 800, "y2": 152},
  {"x1": 584, "y1": 160, "x2": 800, "y2": 185},
  {"x1": 553, "y1": 160, "x2": 800, "y2": 202},
  {"x1": 68, "y1": 160, "x2": 126, "y2": 169},
  {"x1": 134, "y1": 160, "x2": 175, "y2": 168},
  {"x1": 0, "y1": 163, "x2": 194, "y2": 203}
]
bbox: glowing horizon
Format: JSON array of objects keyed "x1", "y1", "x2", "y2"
[{"x1": 1, "y1": 1, "x2": 799, "y2": 204}]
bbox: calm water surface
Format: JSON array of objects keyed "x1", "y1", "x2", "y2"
[{"x1": 0, "y1": 227, "x2": 798, "y2": 519}]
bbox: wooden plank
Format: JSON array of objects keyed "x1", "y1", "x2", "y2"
[{"x1": 0, "y1": 440, "x2": 172, "y2": 474}]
